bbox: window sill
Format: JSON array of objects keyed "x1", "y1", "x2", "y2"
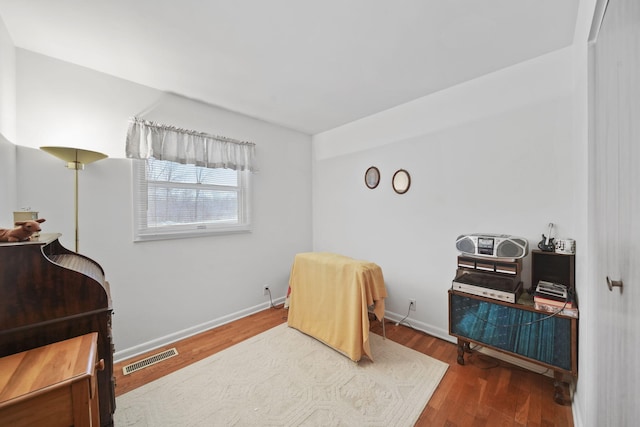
[{"x1": 134, "y1": 225, "x2": 251, "y2": 242}]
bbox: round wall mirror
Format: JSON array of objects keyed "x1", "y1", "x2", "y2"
[
  {"x1": 364, "y1": 166, "x2": 380, "y2": 189},
  {"x1": 392, "y1": 169, "x2": 411, "y2": 194}
]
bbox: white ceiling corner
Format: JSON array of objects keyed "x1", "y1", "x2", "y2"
[{"x1": 0, "y1": 0, "x2": 580, "y2": 135}]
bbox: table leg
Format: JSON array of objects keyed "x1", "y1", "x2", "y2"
[
  {"x1": 553, "y1": 371, "x2": 573, "y2": 405},
  {"x1": 457, "y1": 339, "x2": 468, "y2": 365}
]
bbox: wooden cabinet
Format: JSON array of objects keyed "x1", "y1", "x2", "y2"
[
  {"x1": 449, "y1": 252, "x2": 578, "y2": 405},
  {"x1": 449, "y1": 290, "x2": 578, "y2": 404},
  {"x1": 0, "y1": 234, "x2": 115, "y2": 426},
  {"x1": 0, "y1": 333, "x2": 103, "y2": 426}
]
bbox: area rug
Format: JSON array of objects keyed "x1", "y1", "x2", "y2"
[{"x1": 114, "y1": 324, "x2": 448, "y2": 426}]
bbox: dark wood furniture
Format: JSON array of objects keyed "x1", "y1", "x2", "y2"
[
  {"x1": 0, "y1": 333, "x2": 103, "y2": 426},
  {"x1": 449, "y1": 252, "x2": 577, "y2": 405},
  {"x1": 0, "y1": 234, "x2": 114, "y2": 426}
]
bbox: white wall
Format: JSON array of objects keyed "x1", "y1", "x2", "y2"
[
  {"x1": 0, "y1": 134, "x2": 16, "y2": 226},
  {"x1": 569, "y1": 1, "x2": 598, "y2": 426},
  {"x1": 13, "y1": 51, "x2": 313, "y2": 360},
  {"x1": 312, "y1": 48, "x2": 583, "y2": 343},
  {"x1": 0, "y1": 14, "x2": 15, "y2": 142},
  {"x1": 0, "y1": 16, "x2": 16, "y2": 225}
]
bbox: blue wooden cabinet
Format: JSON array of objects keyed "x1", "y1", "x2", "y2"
[{"x1": 448, "y1": 290, "x2": 578, "y2": 404}]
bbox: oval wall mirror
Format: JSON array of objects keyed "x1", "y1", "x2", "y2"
[
  {"x1": 364, "y1": 166, "x2": 380, "y2": 189},
  {"x1": 392, "y1": 169, "x2": 411, "y2": 194}
]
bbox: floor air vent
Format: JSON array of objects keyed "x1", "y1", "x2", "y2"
[{"x1": 122, "y1": 348, "x2": 179, "y2": 375}]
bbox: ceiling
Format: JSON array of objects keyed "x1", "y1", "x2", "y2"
[{"x1": 0, "y1": 0, "x2": 579, "y2": 135}]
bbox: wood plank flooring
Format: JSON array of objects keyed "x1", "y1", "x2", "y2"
[{"x1": 114, "y1": 306, "x2": 574, "y2": 426}]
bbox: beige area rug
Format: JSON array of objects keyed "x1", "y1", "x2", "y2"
[{"x1": 115, "y1": 324, "x2": 448, "y2": 426}]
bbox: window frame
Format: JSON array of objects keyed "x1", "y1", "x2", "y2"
[{"x1": 132, "y1": 158, "x2": 252, "y2": 242}]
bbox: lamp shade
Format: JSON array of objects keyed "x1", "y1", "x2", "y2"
[{"x1": 40, "y1": 146, "x2": 108, "y2": 165}]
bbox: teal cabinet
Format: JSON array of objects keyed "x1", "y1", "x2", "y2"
[{"x1": 448, "y1": 290, "x2": 578, "y2": 404}]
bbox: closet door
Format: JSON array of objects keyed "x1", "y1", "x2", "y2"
[{"x1": 591, "y1": 0, "x2": 639, "y2": 424}]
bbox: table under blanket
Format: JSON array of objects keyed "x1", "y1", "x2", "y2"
[{"x1": 286, "y1": 252, "x2": 387, "y2": 362}]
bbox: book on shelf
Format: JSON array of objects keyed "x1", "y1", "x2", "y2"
[
  {"x1": 534, "y1": 301, "x2": 579, "y2": 318},
  {"x1": 533, "y1": 294, "x2": 575, "y2": 308}
]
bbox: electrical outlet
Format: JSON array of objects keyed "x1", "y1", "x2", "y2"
[
  {"x1": 263, "y1": 285, "x2": 270, "y2": 296},
  {"x1": 409, "y1": 299, "x2": 416, "y2": 311}
]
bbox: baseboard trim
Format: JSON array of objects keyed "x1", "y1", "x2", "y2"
[
  {"x1": 383, "y1": 310, "x2": 455, "y2": 344},
  {"x1": 116, "y1": 303, "x2": 558, "y2": 379},
  {"x1": 114, "y1": 297, "x2": 285, "y2": 363}
]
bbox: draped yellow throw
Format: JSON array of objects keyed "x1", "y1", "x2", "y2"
[{"x1": 287, "y1": 252, "x2": 387, "y2": 362}]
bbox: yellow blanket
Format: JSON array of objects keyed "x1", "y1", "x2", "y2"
[{"x1": 286, "y1": 252, "x2": 387, "y2": 361}]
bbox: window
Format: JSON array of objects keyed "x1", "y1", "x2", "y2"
[
  {"x1": 132, "y1": 158, "x2": 251, "y2": 241},
  {"x1": 126, "y1": 117, "x2": 256, "y2": 241}
]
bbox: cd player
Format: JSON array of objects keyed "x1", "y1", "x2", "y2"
[{"x1": 456, "y1": 233, "x2": 529, "y2": 259}]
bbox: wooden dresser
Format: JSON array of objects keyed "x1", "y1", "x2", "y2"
[
  {"x1": 0, "y1": 234, "x2": 115, "y2": 426},
  {"x1": 0, "y1": 333, "x2": 102, "y2": 426}
]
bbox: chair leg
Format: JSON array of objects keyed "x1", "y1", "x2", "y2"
[{"x1": 369, "y1": 308, "x2": 386, "y2": 339}]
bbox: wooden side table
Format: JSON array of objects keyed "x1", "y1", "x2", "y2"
[{"x1": 0, "y1": 333, "x2": 103, "y2": 427}]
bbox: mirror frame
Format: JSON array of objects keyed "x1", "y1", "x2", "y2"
[
  {"x1": 392, "y1": 169, "x2": 411, "y2": 194},
  {"x1": 364, "y1": 166, "x2": 380, "y2": 189}
]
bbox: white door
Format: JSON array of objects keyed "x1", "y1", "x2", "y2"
[{"x1": 591, "y1": 0, "x2": 640, "y2": 424}]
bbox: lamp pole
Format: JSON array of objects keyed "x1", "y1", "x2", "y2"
[
  {"x1": 67, "y1": 158, "x2": 83, "y2": 252},
  {"x1": 40, "y1": 146, "x2": 107, "y2": 253}
]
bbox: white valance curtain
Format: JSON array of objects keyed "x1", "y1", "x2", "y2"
[{"x1": 126, "y1": 117, "x2": 257, "y2": 172}]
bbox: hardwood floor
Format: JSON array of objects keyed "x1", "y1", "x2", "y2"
[{"x1": 114, "y1": 306, "x2": 574, "y2": 426}]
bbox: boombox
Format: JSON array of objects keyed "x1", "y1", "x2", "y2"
[{"x1": 456, "y1": 233, "x2": 529, "y2": 259}]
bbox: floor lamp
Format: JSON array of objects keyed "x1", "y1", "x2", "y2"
[{"x1": 40, "y1": 146, "x2": 108, "y2": 253}]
